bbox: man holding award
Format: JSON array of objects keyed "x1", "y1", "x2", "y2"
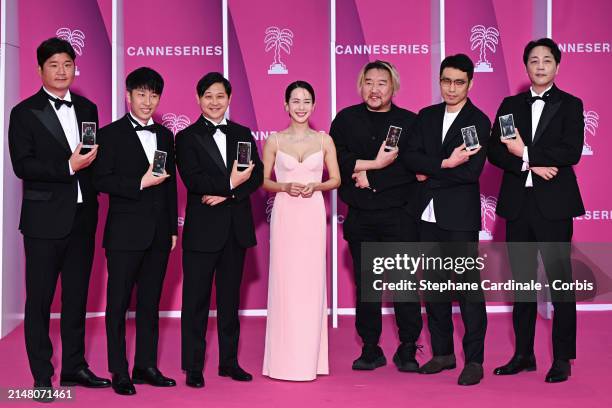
[
  {"x1": 330, "y1": 60, "x2": 423, "y2": 373},
  {"x1": 488, "y1": 38, "x2": 585, "y2": 383},
  {"x1": 94, "y1": 67, "x2": 178, "y2": 395},
  {"x1": 176, "y1": 72, "x2": 263, "y2": 388},
  {"x1": 402, "y1": 54, "x2": 490, "y2": 385},
  {"x1": 8, "y1": 37, "x2": 109, "y2": 401}
]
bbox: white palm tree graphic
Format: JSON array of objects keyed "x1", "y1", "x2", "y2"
[
  {"x1": 583, "y1": 110, "x2": 599, "y2": 154},
  {"x1": 480, "y1": 194, "x2": 497, "y2": 235},
  {"x1": 265, "y1": 196, "x2": 275, "y2": 223},
  {"x1": 161, "y1": 113, "x2": 191, "y2": 135},
  {"x1": 56, "y1": 28, "x2": 85, "y2": 56},
  {"x1": 470, "y1": 25, "x2": 499, "y2": 67},
  {"x1": 264, "y1": 26, "x2": 293, "y2": 72}
]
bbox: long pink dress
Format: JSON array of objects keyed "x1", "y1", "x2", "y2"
[{"x1": 262, "y1": 136, "x2": 329, "y2": 381}]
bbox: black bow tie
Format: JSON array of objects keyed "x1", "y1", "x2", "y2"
[
  {"x1": 48, "y1": 96, "x2": 73, "y2": 110},
  {"x1": 128, "y1": 114, "x2": 156, "y2": 132},
  {"x1": 526, "y1": 92, "x2": 551, "y2": 105},
  {"x1": 203, "y1": 118, "x2": 228, "y2": 135}
]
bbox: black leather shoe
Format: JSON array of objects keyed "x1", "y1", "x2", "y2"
[
  {"x1": 418, "y1": 354, "x2": 456, "y2": 374},
  {"x1": 60, "y1": 368, "x2": 111, "y2": 388},
  {"x1": 493, "y1": 354, "x2": 536, "y2": 375},
  {"x1": 111, "y1": 374, "x2": 136, "y2": 396},
  {"x1": 352, "y1": 344, "x2": 387, "y2": 370},
  {"x1": 545, "y1": 360, "x2": 571, "y2": 383},
  {"x1": 392, "y1": 343, "x2": 422, "y2": 372},
  {"x1": 218, "y1": 365, "x2": 253, "y2": 381},
  {"x1": 186, "y1": 371, "x2": 204, "y2": 388},
  {"x1": 458, "y1": 362, "x2": 484, "y2": 386},
  {"x1": 33, "y1": 379, "x2": 54, "y2": 403},
  {"x1": 132, "y1": 367, "x2": 176, "y2": 387}
]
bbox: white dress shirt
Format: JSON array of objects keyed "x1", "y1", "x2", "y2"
[
  {"x1": 129, "y1": 112, "x2": 157, "y2": 164},
  {"x1": 44, "y1": 87, "x2": 82, "y2": 203},
  {"x1": 522, "y1": 84, "x2": 553, "y2": 187},
  {"x1": 204, "y1": 115, "x2": 228, "y2": 165},
  {"x1": 421, "y1": 107, "x2": 461, "y2": 223}
]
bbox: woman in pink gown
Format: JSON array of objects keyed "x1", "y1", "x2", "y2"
[{"x1": 262, "y1": 81, "x2": 340, "y2": 381}]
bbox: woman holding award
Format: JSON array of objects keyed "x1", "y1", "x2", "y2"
[{"x1": 262, "y1": 81, "x2": 340, "y2": 381}]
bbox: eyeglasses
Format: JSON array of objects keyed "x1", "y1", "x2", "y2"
[{"x1": 440, "y1": 78, "x2": 468, "y2": 88}]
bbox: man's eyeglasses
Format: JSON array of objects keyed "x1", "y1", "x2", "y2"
[{"x1": 440, "y1": 78, "x2": 468, "y2": 88}]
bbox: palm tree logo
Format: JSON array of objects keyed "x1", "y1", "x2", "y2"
[
  {"x1": 470, "y1": 25, "x2": 499, "y2": 73},
  {"x1": 56, "y1": 28, "x2": 85, "y2": 76},
  {"x1": 161, "y1": 113, "x2": 191, "y2": 135},
  {"x1": 264, "y1": 26, "x2": 294, "y2": 75},
  {"x1": 582, "y1": 110, "x2": 599, "y2": 156},
  {"x1": 479, "y1": 194, "x2": 497, "y2": 241},
  {"x1": 266, "y1": 195, "x2": 275, "y2": 223}
]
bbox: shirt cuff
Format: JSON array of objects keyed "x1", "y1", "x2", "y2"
[
  {"x1": 230, "y1": 180, "x2": 234, "y2": 190},
  {"x1": 68, "y1": 160, "x2": 75, "y2": 175},
  {"x1": 522, "y1": 146, "x2": 529, "y2": 163}
]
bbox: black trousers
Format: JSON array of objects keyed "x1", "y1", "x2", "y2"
[
  {"x1": 23, "y1": 204, "x2": 97, "y2": 381},
  {"x1": 420, "y1": 222, "x2": 487, "y2": 364},
  {"x1": 345, "y1": 207, "x2": 422, "y2": 346},
  {"x1": 506, "y1": 190, "x2": 576, "y2": 360},
  {"x1": 105, "y1": 247, "x2": 170, "y2": 375},
  {"x1": 181, "y1": 233, "x2": 246, "y2": 371}
]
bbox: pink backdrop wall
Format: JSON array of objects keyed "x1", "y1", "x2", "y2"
[{"x1": 11, "y1": 0, "x2": 611, "y2": 314}]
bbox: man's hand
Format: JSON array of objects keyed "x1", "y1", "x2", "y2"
[
  {"x1": 201, "y1": 195, "x2": 227, "y2": 206},
  {"x1": 283, "y1": 182, "x2": 306, "y2": 197},
  {"x1": 352, "y1": 171, "x2": 370, "y2": 189},
  {"x1": 69, "y1": 143, "x2": 98, "y2": 172},
  {"x1": 373, "y1": 141, "x2": 398, "y2": 169},
  {"x1": 531, "y1": 166, "x2": 558, "y2": 181},
  {"x1": 300, "y1": 182, "x2": 318, "y2": 198},
  {"x1": 501, "y1": 128, "x2": 526, "y2": 158},
  {"x1": 416, "y1": 174, "x2": 428, "y2": 182},
  {"x1": 230, "y1": 160, "x2": 254, "y2": 189},
  {"x1": 141, "y1": 164, "x2": 170, "y2": 189},
  {"x1": 171, "y1": 235, "x2": 178, "y2": 251},
  {"x1": 441, "y1": 144, "x2": 481, "y2": 168}
]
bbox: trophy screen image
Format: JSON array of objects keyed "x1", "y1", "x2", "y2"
[
  {"x1": 81, "y1": 122, "x2": 96, "y2": 148},
  {"x1": 237, "y1": 141, "x2": 252, "y2": 168},
  {"x1": 152, "y1": 150, "x2": 167, "y2": 176},
  {"x1": 384, "y1": 126, "x2": 402, "y2": 151},
  {"x1": 461, "y1": 125, "x2": 480, "y2": 150},
  {"x1": 499, "y1": 114, "x2": 516, "y2": 139}
]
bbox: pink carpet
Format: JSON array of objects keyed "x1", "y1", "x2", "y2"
[{"x1": 0, "y1": 312, "x2": 610, "y2": 407}]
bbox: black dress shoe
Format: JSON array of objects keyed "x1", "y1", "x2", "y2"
[
  {"x1": 219, "y1": 365, "x2": 253, "y2": 381},
  {"x1": 418, "y1": 354, "x2": 456, "y2": 374},
  {"x1": 493, "y1": 354, "x2": 536, "y2": 375},
  {"x1": 458, "y1": 362, "x2": 484, "y2": 386},
  {"x1": 33, "y1": 379, "x2": 54, "y2": 403},
  {"x1": 111, "y1": 374, "x2": 136, "y2": 396},
  {"x1": 60, "y1": 368, "x2": 111, "y2": 388},
  {"x1": 352, "y1": 344, "x2": 387, "y2": 370},
  {"x1": 392, "y1": 343, "x2": 422, "y2": 372},
  {"x1": 132, "y1": 367, "x2": 176, "y2": 387},
  {"x1": 545, "y1": 360, "x2": 571, "y2": 383},
  {"x1": 186, "y1": 371, "x2": 204, "y2": 388}
]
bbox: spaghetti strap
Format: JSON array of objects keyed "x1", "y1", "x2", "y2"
[
  {"x1": 319, "y1": 132, "x2": 324, "y2": 152},
  {"x1": 274, "y1": 133, "x2": 280, "y2": 149}
]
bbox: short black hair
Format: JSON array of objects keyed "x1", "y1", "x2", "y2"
[
  {"x1": 37, "y1": 37, "x2": 76, "y2": 67},
  {"x1": 125, "y1": 67, "x2": 164, "y2": 95},
  {"x1": 523, "y1": 38, "x2": 561, "y2": 65},
  {"x1": 284, "y1": 80, "x2": 316, "y2": 104},
  {"x1": 440, "y1": 54, "x2": 474, "y2": 81},
  {"x1": 196, "y1": 72, "x2": 231, "y2": 98}
]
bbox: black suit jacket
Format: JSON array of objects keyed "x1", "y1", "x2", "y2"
[
  {"x1": 93, "y1": 115, "x2": 178, "y2": 251},
  {"x1": 8, "y1": 88, "x2": 98, "y2": 239},
  {"x1": 175, "y1": 116, "x2": 263, "y2": 252},
  {"x1": 330, "y1": 103, "x2": 418, "y2": 212},
  {"x1": 488, "y1": 84, "x2": 585, "y2": 220},
  {"x1": 403, "y1": 99, "x2": 491, "y2": 232}
]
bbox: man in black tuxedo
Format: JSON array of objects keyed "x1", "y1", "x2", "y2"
[
  {"x1": 488, "y1": 38, "x2": 584, "y2": 383},
  {"x1": 93, "y1": 67, "x2": 178, "y2": 395},
  {"x1": 176, "y1": 72, "x2": 263, "y2": 388},
  {"x1": 330, "y1": 60, "x2": 423, "y2": 372},
  {"x1": 403, "y1": 54, "x2": 490, "y2": 385},
  {"x1": 8, "y1": 38, "x2": 110, "y2": 400}
]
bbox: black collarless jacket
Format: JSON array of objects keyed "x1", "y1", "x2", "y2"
[
  {"x1": 175, "y1": 116, "x2": 263, "y2": 252},
  {"x1": 402, "y1": 99, "x2": 491, "y2": 232},
  {"x1": 8, "y1": 88, "x2": 99, "y2": 239},
  {"x1": 330, "y1": 103, "x2": 418, "y2": 212},
  {"x1": 487, "y1": 84, "x2": 585, "y2": 221},
  {"x1": 93, "y1": 115, "x2": 178, "y2": 251}
]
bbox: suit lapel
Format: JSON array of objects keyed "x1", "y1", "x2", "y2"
[
  {"x1": 31, "y1": 90, "x2": 72, "y2": 153},
  {"x1": 515, "y1": 91, "x2": 533, "y2": 147},
  {"x1": 193, "y1": 116, "x2": 228, "y2": 175},
  {"x1": 123, "y1": 115, "x2": 151, "y2": 166},
  {"x1": 441, "y1": 101, "x2": 471, "y2": 150},
  {"x1": 533, "y1": 86, "x2": 562, "y2": 145}
]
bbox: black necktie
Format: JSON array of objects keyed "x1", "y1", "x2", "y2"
[
  {"x1": 527, "y1": 92, "x2": 550, "y2": 105},
  {"x1": 203, "y1": 118, "x2": 228, "y2": 135},
  {"x1": 128, "y1": 114, "x2": 156, "y2": 132},
  {"x1": 48, "y1": 96, "x2": 73, "y2": 110}
]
